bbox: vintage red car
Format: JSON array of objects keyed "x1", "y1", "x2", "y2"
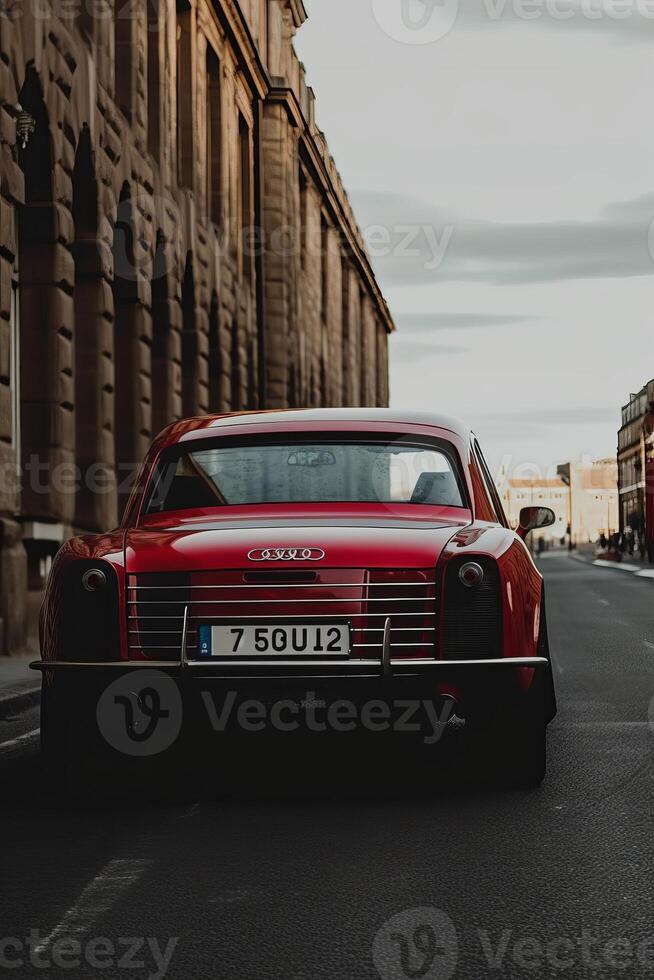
[{"x1": 35, "y1": 409, "x2": 557, "y2": 789}]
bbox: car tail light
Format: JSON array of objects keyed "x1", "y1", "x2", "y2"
[
  {"x1": 458, "y1": 562, "x2": 485, "y2": 588},
  {"x1": 57, "y1": 560, "x2": 120, "y2": 662},
  {"x1": 441, "y1": 556, "x2": 502, "y2": 660},
  {"x1": 82, "y1": 568, "x2": 108, "y2": 592}
]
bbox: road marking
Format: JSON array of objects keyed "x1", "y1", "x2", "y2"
[
  {"x1": 0, "y1": 687, "x2": 40, "y2": 709},
  {"x1": 34, "y1": 858, "x2": 152, "y2": 955},
  {"x1": 597, "y1": 598, "x2": 610, "y2": 606},
  {"x1": 0, "y1": 728, "x2": 39, "y2": 756},
  {"x1": 636, "y1": 570, "x2": 654, "y2": 579},
  {"x1": 644, "y1": 640, "x2": 654, "y2": 651}
]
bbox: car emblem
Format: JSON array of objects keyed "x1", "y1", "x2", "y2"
[{"x1": 248, "y1": 548, "x2": 326, "y2": 562}]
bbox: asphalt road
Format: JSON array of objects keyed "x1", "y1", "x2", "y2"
[{"x1": 2, "y1": 553, "x2": 654, "y2": 980}]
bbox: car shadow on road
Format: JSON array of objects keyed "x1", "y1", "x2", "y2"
[{"x1": 0, "y1": 726, "x2": 543, "y2": 817}]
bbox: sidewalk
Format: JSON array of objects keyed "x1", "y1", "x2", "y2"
[
  {"x1": 0, "y1": 654, "x2": 41, "y2": 719},
  {"x1": 572, "y1": 544, "x2": 654, "y2": 578}
]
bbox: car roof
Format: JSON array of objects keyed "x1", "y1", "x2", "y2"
[{"x1": 156, "y1": 409, "x2": 473, "y2": 447}]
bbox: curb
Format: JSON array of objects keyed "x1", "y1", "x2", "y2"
[
  {"x1": 0, "y1": 686, "x2": 41, "y2": 721},
  {"x1": 571, "y1": 551, "x2": 654, "y2": 577}
]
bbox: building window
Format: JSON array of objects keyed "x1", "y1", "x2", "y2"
[
  {"x1": 299, "y1": 166, "x2": 308, "y2": 269},
  {"x1": 206, "y1": 47, "x2": 222, "y2": 225},
  {"x1": 341, "y1": 256, "x2": 350, "y2": 404},
  {"x1": 181, "y1": 253, "x2": 198, "y2": 417},
  {"x1": 147, "y1": 0, "x2": 160, "y2": 159},
  {"x1": 231, "y1": 319, "x2": 241, "y2": 410},
  {"x1": 238, "y1": 113, "x2": 252, "y2": 278},
  {"x1": 176, "y1": 0, "x2": 193, "y2": 188},
  {"x1": 208, "y1": 292, "x2": 222, "y2": 412},
  {"x1": 320, "y1": 216, "x2": 329, "y2": 323},
  {"x1": 358, "y1": 288, "x2": 366, "y2": 403},
  {"x1": 114, "y1": 2, "x2": 133, "y2": 119},
  {"x1": 10, "y1": 265, "x2": 20, "y2": 458}
]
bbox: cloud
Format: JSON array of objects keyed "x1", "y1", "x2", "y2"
[
  {"x1": 396, "y1": 312, "x2": 542, "y2": 330},
  {"x1": 391, "y1": 340, "x2": 470, "y2": 362},
  {"x1": 468, "y1": 407, "x2": 621, "y2": 428},
  {"x1": 356, "y1": 191, "x2": 654, "y2": 287}
]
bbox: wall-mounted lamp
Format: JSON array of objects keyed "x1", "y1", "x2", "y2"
[{"x1": 15, "y1": 104, "x2": 36, "y2": 151}]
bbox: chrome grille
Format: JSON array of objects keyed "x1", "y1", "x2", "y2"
[{"x1": 127, "y1": 568, "x2": 437, "y2": 662}]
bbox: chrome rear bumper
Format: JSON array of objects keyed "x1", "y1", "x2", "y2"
[
  {"x1": 33, "y1": 609, "x2": 548, "y2": 678},
  {"x1": 31, "y1": 657, "x2": 549, "y2": 680}
]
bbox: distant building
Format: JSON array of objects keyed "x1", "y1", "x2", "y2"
[
  {"x1": 617, "y1": 379, "x2": 654, "y2": 562},
  {"x1": 573, "y1": 459, "x2": 619, "y2": 545},
  {"x1": 502, "y1": 477, "x2": 569, "y2": 545},
  {"x1": 502, "y1": 459, "x2": 618, "y2": 548}
]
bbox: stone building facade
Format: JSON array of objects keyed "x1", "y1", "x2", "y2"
[
  {"x1": 618, "y1": 380, "x2": 654, "y2": 561},
  {"x1": 0, "y1": 0, "x2": 395, "y2": 654}
]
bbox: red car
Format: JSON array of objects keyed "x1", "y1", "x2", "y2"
[{"x1": 35, "y1": 410, "x2": 557, "y2": 789}]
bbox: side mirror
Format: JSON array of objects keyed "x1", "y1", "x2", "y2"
[{"x1": 518, "y1": 506, "x2": 556, "y2": 540}]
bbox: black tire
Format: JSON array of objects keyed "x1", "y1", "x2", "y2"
[
  {"x1": 40, "y1": 680, "x2": 88, "y2": 795},
  {"x1": 40, "y1": 680, "x2": 70, "y2": 792},
  {"x1": 490, "y1": 717, "x2": 547, "y2": 789},
  {"x1": 470, "y1": 590, "x2": 553, "y2": 788}
]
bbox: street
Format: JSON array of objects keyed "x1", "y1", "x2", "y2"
[{"x1": 1, "y1": 553, "x2": 654, "y2": 979}]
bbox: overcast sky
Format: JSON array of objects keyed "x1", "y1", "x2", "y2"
[{"x1": 295, "y1": 0, "x2": 654, "y2": 476}]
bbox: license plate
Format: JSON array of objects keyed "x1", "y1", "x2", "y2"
[{"x1": 198, "y1": 623, "x2": 350, "y2": 658}]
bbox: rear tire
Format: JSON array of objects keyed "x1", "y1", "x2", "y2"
[
  {"x1": 475, "y1": 711, "x2": 546, "y2": 789},
  {"x1": 499, "y1": 719, "x2": 546, "y2": 789},
  {"x1": 40, "y1": 680, "x2": 72, "y2": 793},
  {"x1": 40, "y1": 680, "x2": 92, "y2": 796}
]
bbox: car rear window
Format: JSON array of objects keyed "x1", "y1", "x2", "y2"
[{"x1": 145, "y1": 438, "x2": 465, "y2": 513}]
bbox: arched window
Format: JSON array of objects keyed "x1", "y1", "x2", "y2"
[
  {"x1": 112, "y1": 184, "x2": 142, "y2": 510},
  {"x1": 181, "y1": 253, "x2": 199, "y2": 416},
  {"x1": 206, "y1": 47, "x2": 222, "y2": 224},
  {"x1": 114, "y1": 0, "x2": 134, "y2": 119},
  {"x1": 176, "y1": 0, "x2": 194, "y2": 188},
  {"x1": 230, "y1": 319, "x2": 241, "y2": 411},
  {"x1": 72, "y1": 126, "x2": 116, "y2": 531},
  {"x1": 358, "y1": 289, "x2": 367, "y2": 406},
  {"x1": 147, "y1": 0, "x2": 161, "y2": 159},
  {"x1": 246, "y1": 337, "x2": 258, "y2": 411},
  {"x1": 16, "y1": 67, "x2": 70, "y2": 591},
  {"x1": 341, "y1": 257, "x2": 351, "y2": 406},
  {"x1": 151, "y1": 230, "x2": 175, "y2": 432},
  {"x1": 207, "y1": 292, "x2": 223, "y2": 412},
  {"x1": 287, "y1": 363, "x2": 297, "y2": 409},
  {"x1": 17, "y1": 67, "x2": 56, "y2": 519}
]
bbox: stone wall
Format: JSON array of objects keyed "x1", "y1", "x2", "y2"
[{"x1": 0, "y1": 0, "x2": 395, "y2": 653}]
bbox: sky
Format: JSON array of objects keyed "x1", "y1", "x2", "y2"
[{"x1": 294, "y1": 0, "x2": 654, "y2": 477}]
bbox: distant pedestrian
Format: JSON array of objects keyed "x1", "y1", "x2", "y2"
[{"x1": 624, "y1": 526, "x2": 634, "y2": 556}]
